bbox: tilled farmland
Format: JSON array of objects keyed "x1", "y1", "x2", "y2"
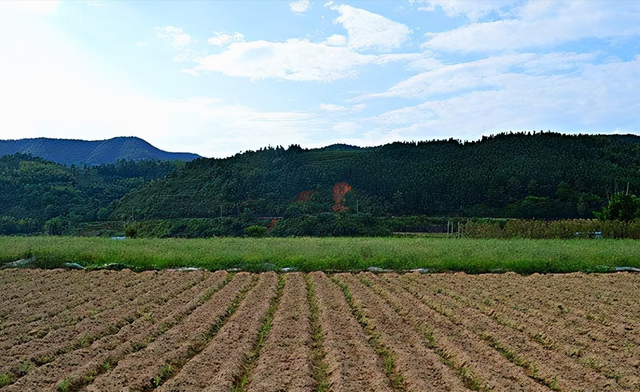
[{"x1": 1, "y1": 269, "x2": 639, "y2": 391}]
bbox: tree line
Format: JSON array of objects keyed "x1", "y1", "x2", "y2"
[
  {"x1": 0, "y1": 154, "x2": 183, "y2": 235},
  {"x1": 112, "y1": 132, "x2": 640, "y2": 221}
]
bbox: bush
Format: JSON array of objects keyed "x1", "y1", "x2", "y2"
[
  {"x1": 44, "y1": 216, "x2": 69, "y2": 236},
  {"x1": 595, "y1": 192, "x2": 640, "y2": 221},
  {"x1": 244, "y1": 225, "x2": 267, "y2": 238},
  {"x1": 124, "y1": 225, "x2": 137, "y2": 238}
]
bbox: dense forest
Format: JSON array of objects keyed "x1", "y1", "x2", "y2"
[
  {"x1": 3, "y1": 132, "x2": 640, "y2": 237},
  {"x1": 0, "y1": 154, "x2": 184, "y2": 234},
  {"x1": 112, "y1": 132, "x2": 640, "y2": 221}
]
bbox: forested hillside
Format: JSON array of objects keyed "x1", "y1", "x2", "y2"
[
  {"x1": 0, "y1": 154, "x2": 184, "y2": 234},
  {"x1": 0, "y1": 137, "x2": 200, "y2": 165},
  {"x1": 112, "y1": 132, "x2": 640, "y2": 221}
]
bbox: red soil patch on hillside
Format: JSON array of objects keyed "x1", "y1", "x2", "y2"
[{"x1": 332, "y1": 182, "x2": 352, "y2": 212}]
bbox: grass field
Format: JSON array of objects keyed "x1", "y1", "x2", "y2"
[{"x1": 1, "y1": 236, "x2": 639, "y2": 273}]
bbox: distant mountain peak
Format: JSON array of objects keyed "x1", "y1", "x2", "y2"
[{"x1": 0, "y1": 137, "x2": 201, "y2": 165}]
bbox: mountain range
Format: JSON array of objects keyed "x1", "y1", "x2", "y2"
[
  {"x1": 3, "y1": 132, "x2": 640, "y2": 236},
  {"x1": 0, "y1": 137, "x2": 200, "y2": 165},
  {"x1": 111, "y1": 132, "x2": 640, "y2": 221}
]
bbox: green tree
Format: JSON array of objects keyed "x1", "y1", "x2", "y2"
[
  {"x1": 243, "y1": 225, "x2": 267, "y2": 238},
  {"x1": 44, "y1": 216, "x2": 69, "y2": 235},
  {"x1": 595, "y1": 192, "x2": 640, "y2": 221}
]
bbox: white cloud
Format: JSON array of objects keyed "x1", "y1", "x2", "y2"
[
  {"x1": 368, "y1": 52, "x2": 606, "y2": 100},
  {"x1": 172, "y1": 49, "x2": 207, "y2": 63},
  {"x1": 324, "y1": 34, "x2": 347, "y2": 46},
  {"x1": 155, "y1": 26, "x2": 204, "y2": 63},
  {"x1": 320, "y1": 103, "x2": 366, "y2": 112},
  {"x1": 156, "y1": 26, "x2": 192, "y2": 48},
  {"x1": 207, "y1": 31, "x2": 245, "y2": 47},
  {"x1": 369, "y1": 53, "x2": 532, "y2": 99},
  {"x1": 366, "y1": 55, "x2": 640, "y2": 140},
  {"x1": 290, "y1": 0, "x2": 311, "y2": 14},
  {"x1": 413, "y1": 0, "x2": 519, "y2": 22},
  {"x1": 405, "y1": 55, "x2": 443, "y2": 71},
  {"x1": 423, "y1": 1, "x2": 640, "y2": 52},
  {"x1": 332, "y1": 4, "x2": 412, "y2": 52},
  {"x1": 188, "y1": 39, "x2": 415, "y2": 82},
  {"x1": 186, "y1": 4, "x2": 418, "y2": 82}
]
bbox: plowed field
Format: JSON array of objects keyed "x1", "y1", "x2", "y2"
[{"x1": 1, "y1": 269, "x2": 639, "y2": 391}]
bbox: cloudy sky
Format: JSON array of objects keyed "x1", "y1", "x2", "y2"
[{"x1": 1, "y1": 0, "x2": 639, "y2": 157}]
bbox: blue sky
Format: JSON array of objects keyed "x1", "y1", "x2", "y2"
[{"x1": 1, "y1": 0, "x2": 639, "y2": 157}]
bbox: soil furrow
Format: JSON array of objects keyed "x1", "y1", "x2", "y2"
[
  {"x1": 0, "y1": 270, "x2": 154, "y2": 354},
  {"x1": 0, "y1": 271, "x2": 156, "y2": 373},
  {"x1": 310, "y1": 271, "x2": 392, "y2": 392},
  {"x1": 83, "y1": 272, "x2": 251, "y2": 392},
  {"x1": 341, "y1": 273, "x2": 468, "y2": 392},
  {"x1": 0, "y1": 270, "x2": 142, "y2": 345},
  {"x1": 369, "y1": 273, "x2": 549, "y2": 392},
  {"x1": 2, "y1": 270, "x2": 638, "y2": 392},
  {"x1": 402, "y1": 273, "x2": 620, "y2": 391},
  {"x1": 356, "y1": 273, "x2": 489, "y2": 391},
  {"x1": 246, "y1": 273, "x2": 315, "y2": 392},
  {"x1": 0, "y1": 270, "x2": 189, "y2": 375},
  {"x1": 331, "y1": 275, "x2": 406, "y2": 392},
  {"x1": 53, "y1": 270, "x2": 224, "y2": 391},
  {"x1": 304, "y1": 273, "x2": 330, "y2": 392},
  {"x1": 2, "y1": 271, "x2": 213, "y2": 391},
  {"x1": 0, "y1": 270, "x2": 145, "y2": 332},
  {"x1": 420, "y1": 272, "x2": 639, "y2": 389},
  {"x1": 156, "y1": 272, "x2": 278, "y2": 392},
  {"x1": 231, "y1": 274, "x2": 286, "y2": 391},
  {"x1": 447, "y1": 272, "x2": 639, "y2": 345},
  {"x1": 0, "y1": 269, "x2": 92, "y2": 309}
]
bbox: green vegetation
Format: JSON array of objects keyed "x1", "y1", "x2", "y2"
[
  {"x1": 0, "y1": 373, "x2": 16, "y2": 387},
  {"x1": 112, "y1": 133, "x2": 640, "y2": 221},
  {"x1": 121, "y1": 215, "x2": 640, "y2": 239},
  {"x1": 595, "y1": 192, "x2": 640, "y2": 221},
  {"x1": 124, "y1": 214, "x2": 438, "y2": 238},
  {"x1": 0, "y1": 154, "x2": 183, "y2": 235},
  {"x1": 2, "y1": 236, "x2": 638, "y2": 274},
  {"x1": 151, "y1": 364, "x2": 176, "y2": 388},
  {"x1": 464, "y1": 218, "x2": 640, "y2": 239},
  {"x1": 243, "y1": 225, "x2": 268, "y2": 238},
  {"x1": 4, "y1": 133, "x2": 640, "y2": 240}
]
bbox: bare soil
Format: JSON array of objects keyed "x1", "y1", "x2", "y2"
[
  {"x1": 1, "y1": 269, "x2": 639, "y2": 391},
  {"x1": 247, "y1": 272, "x2": 315, "y2": 392}
]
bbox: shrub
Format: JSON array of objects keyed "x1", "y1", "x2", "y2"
[
  {"x1": 595, "y1": 192, "x2": 640, "y2": 222},
  {"x1": 244, "y1": 225, "x2": 268, "y2": 238}
]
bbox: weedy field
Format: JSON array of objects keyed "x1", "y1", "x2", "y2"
[
  {"x1": 1, "y1": 269, "x2": 639, "y2": 391},
  {"x1": 2, "y1": 236, "x2": 640, "y2": 274}
]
